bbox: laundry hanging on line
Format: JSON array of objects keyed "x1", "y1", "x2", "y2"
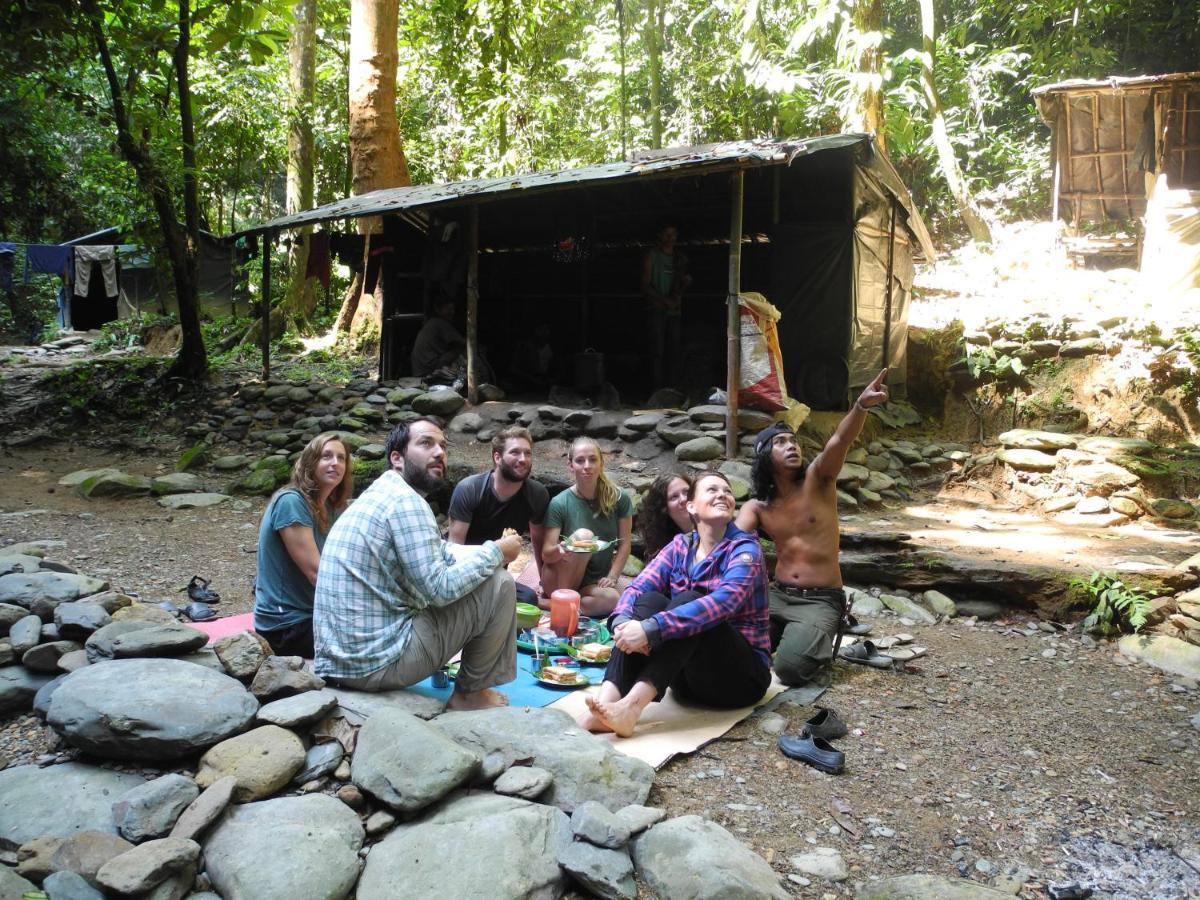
[
  {"x1": 24, "y1": 244, "x2": 72, "y2": 281},
  {"x1": 73, "y1": 245, "x2": 119, "y2": 298}
]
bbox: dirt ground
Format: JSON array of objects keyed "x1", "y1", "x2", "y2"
[{"x1": 2, "y1": 437, "x2": 1198, "y2": 899}]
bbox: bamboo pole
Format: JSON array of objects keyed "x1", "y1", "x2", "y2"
[
  {"x1": 261, "y1": 231, "x2": 272, "y2": 381},
  {"x1": 466, "y1": 205, "x2": 480, "y2": 404},
  {"x1": 725, "y1": 171, "x2": 744, "y2": 460},
  {"x1": 882, "y1": 198, "x2": 896, "y2": 371}
]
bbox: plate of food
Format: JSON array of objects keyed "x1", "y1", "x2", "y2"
[
  {"x1": 562, "y1": 528, "x2": 615, "y2": 554},
  {"x1": 566, "y1": 642, "x2": 612, "y2": 665},
  {"x1": 516, "y1": 619, "x2": 611, "y2": 654},
  {"x1": 534, "y1": 665, "x2": 593, "y2": 688}
]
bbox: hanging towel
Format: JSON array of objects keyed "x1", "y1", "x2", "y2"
[
  {"x1": 24, "y1": 244, "x2": 72, "y2": 281},
  {"x1": 74, "y1": 245, "x2": 118, "y2": 298},
  {"x1": 305, "y1": 232, "x2": 331, "y2": 289}
]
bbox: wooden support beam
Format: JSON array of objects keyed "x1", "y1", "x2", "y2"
[
  {"x1": 725, "y1": 171, "x2": 744, "y2": 460},
  {"x1": 261, "y1": 231, "x2": 272, "y2": 381},
  {"x1": 882, "y1": 197, "x2": 896, "y2": 371},
  {"x1": 465, "y1": 205, "x2": 480, "y2": 404}
]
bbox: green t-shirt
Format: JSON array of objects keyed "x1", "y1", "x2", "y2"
[{"x1": 545, "y1": 486, "x2": 633, "y2": 585}]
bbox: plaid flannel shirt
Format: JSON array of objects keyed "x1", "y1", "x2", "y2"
[
  {"x1": 614, "y1": 523, "x2": 771, "y2": 668},
  {"x1": 313, "y1": 469, "x2": 502, "y2": 679}
]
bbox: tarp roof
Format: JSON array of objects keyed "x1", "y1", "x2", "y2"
[
  {"x1": 237, "y1": 134, "x2": 934, "y2": 258},
  {"x1": 1032, "y1": 71, "x2": 1200, "y2": 96}
]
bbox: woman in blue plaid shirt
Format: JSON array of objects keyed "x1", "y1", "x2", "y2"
[{"x1": 579, "y1": 473, "x2": 772, "y2": 737}]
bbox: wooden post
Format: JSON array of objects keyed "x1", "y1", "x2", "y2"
[
  {"x1": 465, "y1": 205, "x2": 480, "y2": 404},
  {"x1": 725, "y1": 171, "x2": 744, "y2": 459},
  {"x1": 260, "y1": 231, "x2": 272, "y2": 381}
]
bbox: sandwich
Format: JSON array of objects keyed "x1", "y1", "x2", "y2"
[
  {"x1": 541, "y1": 665, "x2": 580, "y2": 684},
  {"x1": 576, "y1": 643, "x2": 611, "y2": 663}
]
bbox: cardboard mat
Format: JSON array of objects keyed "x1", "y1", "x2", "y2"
[{"x1": 548, "y1": 673, "x2": 792, "y2": 769}]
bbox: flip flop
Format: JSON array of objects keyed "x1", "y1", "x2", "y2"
[
  {"x1": 184, "y1": 575, "x2": 221, "y2": 604},
  {"x1": 157, "y1": 600, "x2": 184, "y2": 617},
  {"x1": 845, "y1": 614, "x2": 872, "y2": 636},
  {"x1": 838, "y1": 640, "x2": 893, "y2": 669},
  {"x1": 882, "y1": 646, "x2": 927, "y2": 662},
  {"x1": 183, "y1": 602, "x2": 217, "y2": 622}
]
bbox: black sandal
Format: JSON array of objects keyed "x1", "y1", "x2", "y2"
[{"x1": 184, "y1": 575, "x2": 221, "y2": 604}]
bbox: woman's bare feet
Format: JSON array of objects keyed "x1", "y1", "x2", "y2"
[
  {"x1": 575, "y1": 703, "x2": 613, "y2": 733},
  {"x1": 585, "y1": 695, "x2": 639, "y2": 738},
  {"x1": 446, "y1": 687, "x2": 509, "y2": 710}
]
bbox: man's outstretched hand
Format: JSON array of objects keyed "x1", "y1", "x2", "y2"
[{"x1": 857, "y1": 368, "x2": 889, "y2": 410}]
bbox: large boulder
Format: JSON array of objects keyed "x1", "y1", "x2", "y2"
[
  {"x1": 150, "y1": 472, "x2": 206, "y2": 496},
  {"x1": 631, "y1": 815, "x2": 788, "y2": 899},
  {"x1": 100, "y1": 623, "x2": 209, "y2": 659},
  {"x1": 1063, "y1": 459, "x2": 1140, "y2": 493},
  {"x1": 78, "y1": 471, "x2": 152, "y2": 499},
  {"x1": 1117, "y1": 634, "x2": 1200, "y2": 680},
  {"x1": 352, "y1": 709, "x2": 480, "y2": 813},
  {"x1": 411, "y1": 389, "x2": 466, "y2": 417},
  {"x1": 675, "y1": 436, "x2": 725, "y2": 462},
  {"x1": 357, "y1": 792, "x2": 570, "y2": 900},
  {"x1": 0, "y1": 572, "x2": 109, "y2": 607},
  {"x1": 47, "y1": 659, "x2": 259, "y2": 760},
  {"x1": 195, "y1": 725, "x2": 306, "y2": 802},
  {"x1": 431, "y1": 707, "x2": 654, "y2": 813},
  {"x1": 997, "y1": 449, "x2": 1058, "y2": 472},
  {"x1": 0, "y1": 763, "x2": 145, "y2": 851},
  {"x1": 997, "y1": 429, "x2": 1077, "y2": 451},
  {"x1": 0, "y1": 665, "x2": 53, "y2": 714},
  {"x1": 203, "y1": 794, "x2": 364, "y2": 900}
]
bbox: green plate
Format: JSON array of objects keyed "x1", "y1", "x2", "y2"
[
  {"x1": 517, "y1": 618, "x2": 610, "y2": 654},
  {"x1": 563, "y1": 644, "x2": 612, "y2": 667},
  {"x1": 533, "y1": 668, "x2": 593, "y2": 688}
]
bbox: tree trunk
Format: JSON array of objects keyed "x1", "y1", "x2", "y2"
[
  {"x1": 917, "y1": 0, "x2": 991, "y2": 243},
  {"x1": 282, "y1": 0, "x2": 318, "y2": 327},
  {"x1": 849, "y1": 0, "x2": 885, "y2": 150},
  {"x1": 646, "y1": 0, "x2": 664, "y2": 149},
  {"x1": 336, "y1": 0, "x2": 410, "y2": 348}
]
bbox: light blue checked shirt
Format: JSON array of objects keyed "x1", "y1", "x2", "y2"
[{"x1": 313, "y1": 469, "x2": 502, "y2": 680}]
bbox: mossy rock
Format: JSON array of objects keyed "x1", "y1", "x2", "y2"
[
  {"x1": 353, "y1": 458, "x2": 389, "y2": 493},
  {"x1": 79, "y1": 472, "x2": 152, "y2": 499},
  {"x1": 232, "y1": 467, "x2": 285, "y2": 496},
  {"x1": 177, "y1": 441, "x2": 209, "y2": 472},
  {"x1": 252, "y1": 456, "x2": 292, "y2": 479},
  {"x1": 386, "y1": 387, "x2": 425, "y2": 407}
]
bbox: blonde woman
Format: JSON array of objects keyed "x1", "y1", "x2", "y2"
[
  {"x1": 540, "y1": 437, "x2": 633, "y2": 616},
  {"x1": 254, "y1": 433, "x2": 354, "y2": 657}
]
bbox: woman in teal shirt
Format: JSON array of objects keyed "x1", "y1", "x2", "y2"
[
  {"x1": 541, "y1": 437, "x2": 633, "y2": 617},
  {"x1": 254, "y1": 433, "x2": 354, "y2": 657}
]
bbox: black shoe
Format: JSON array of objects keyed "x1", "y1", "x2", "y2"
[
  {"x1": 184, "y1": 575, "x2": 221, "y2": 604},
  {"x1": 778, "y1": 733, "x2": 845, "y2": 774},
  {"x1": 183, "y1": 602, "x2": 216, "y2": 622},
  {"x1": 802, "y1": 707, "x2": 848, "y2": 741}
]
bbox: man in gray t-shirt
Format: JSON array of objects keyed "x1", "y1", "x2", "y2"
[{"x1": 448, "y1": 426, "x2": 548, "y2": 603}]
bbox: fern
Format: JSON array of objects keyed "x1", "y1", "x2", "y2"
[{"x1": 1071, "y1": 572, "x2": 1152, "y2": 637}]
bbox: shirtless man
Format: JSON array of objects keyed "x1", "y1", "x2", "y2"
[{"x1": 735, "y1": 369, "x2": 890, "y2": 685}]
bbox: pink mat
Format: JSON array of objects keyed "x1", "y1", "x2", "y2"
[{"x1": 186, "y1": 612, "x2": 256, "y2": 646}]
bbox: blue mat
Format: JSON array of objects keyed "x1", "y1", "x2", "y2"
[{"x1": 407, "y1": 659, "x2": 608, "y2": 708}]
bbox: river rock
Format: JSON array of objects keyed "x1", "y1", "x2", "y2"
[
  {"x1": 0, "y1": 571, "x2": 108, "y2": 607},
  {"x1": 58, "y1": 468, "x2": 123, "y2": 488},
  {"x1": 1076, "y1": 435, "x2": 1156, "y2": 458},
  {"x1": 0, "y1": 864, "x2": 39, "y2": 898},
  {"x1": 836, "y1": 463, "x2": 871, "y2": 486},
  {"x1": 95, "y1": 836, "x2": 199, "y2": 895},
  {"x1": 675, "y1": 436, "x2": 724, "y2": 462},
  {"x1": 1075, "y1": 495, "x2": 1110, "y2": 514},
  {"x1": 432, "y1": 707, "x2": 654, "y2": 813},
  {"x1": 249, "y1": 655, "x2": 324, "y2": 700},
  {"x1": 0, "y1": 665, "x2": 52, "y2": 714},
  {"x1": 1151, "y1": 498, "x2": 1195, "y2": 519},
  {"x1": 41, "y1": 830, "x2": 132, "y2": 883},
  {"x1": 655, "y1": 417, "x2": 706, "y2": 446},
  {"x1": 9, "y1": 614, "x2": 42, "y2": 654},
  {"x1": 0, "y1": 763, "x2": 144, "y2": 851},
  {"x1": 557, "y1": 840, "x2": 636, "y2": 900},
  {"x1": 922, "y1": 590, "x2": 957, "y2": 617},
  {"x1": 54, "y1": 602, "x2": 112, "y2": 640},
  {"x1": 353, "y1": 709, "x2": 479, "y2": 813},
  {"x1": 78, "y1": 471, "x2": 152, "y2": 499},
  {"x1": 1064, "y1": 459, "x2": 1139, "y2": 492},
  {"x1": 170, "y1": 776, "x2": 236, "y2": 842},
  {"x1": 0, "y1": 602, "x2": 27, "y2": 634},
  {"x1": 687, "y1": 405, "x2": 774, "y2": 431},
  {"x1": 294, "y1": 741, "x2": 344, "y2": 783},
  {"x1": 150, "y1": 473, "x2": 205, "y2": 496},
  {"x1": 412, "y1": 389, "x2": 465, "y2": 417},
  {"x1": 1117, "y1": 634, "x2": 1200, "y2": 679},
  {"x1": 112, "y1": 774, "x2": 201, "y2": 843},
  {"x1": 195, "y1": 725, "x2": 306, "y2": 802},
  {"x1": 614, "y1": 804, "x2": 665, "y2": 835},
  {"x1": 85, "y1": 620, "x2": 155, "y2": 661},
  {"x1": 997, "y1": 429, "x2": 1077, "y2": 451},
  {"x1": 48, "y1": 659, "x2": 258, "y2": 760},
  {"x1": 493, "y1": 765, "x2": 553, "y2": 800},
  {"x1": 110, "y1": 604, "x2": 178, "y2": 626},
  {"x1": 1110, "y1": 496, "x2": 1142, "y2": 517},
  {"x1": 631, "y1": 815, "x2": 788, "y2": 899},
  {"x1": 257, "y1": 689, "x2": 338, "y2": 728},
  {"x1": 954, "y1": 599, "x2": 1006, "y2": 620},
  {"x1": 213, "y1": 631, "x2": 270, "y2": 680},
  {"x1": 22, "y1": 639, "x2": 83, "y2": 673},
  {"x1": 573, "y1": 800, "x2": 631, "y2": 849},
  {"x1": 623, "y1": 413, "x2": 664, "y2": 432},
  {"x1": 41, "y1": 870, "x2": 105, "y2": 900},
  {"x1": 203, "y1": 794, "x2": 364, "y2": 900},
  {"x1": 357, "y1": 792, "x2": 570, "y2": 900},
  {"x1": 790, "y1": 846, "x2": 848, "y2": 881},
  {"x1": 879, "y1": 593, "x2": 938, "y2": 624},
  {"x1": 159, "y1": 492, "x2": 231, "y2": 510},
  {"x1": 997, "y1": 449, "x2": 1058, "y2": 471},
  {"x1": 855, "y1": 873, "x2": 1015, "y2": 898},
  {"x1": 0, "y1": 552, "x2": 45, "y2": 577},
  {"x1": 105, "y1": 623, "x2": 208, "y2": 658}
]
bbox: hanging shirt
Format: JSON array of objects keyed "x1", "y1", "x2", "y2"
[{"x1": 24, "y1": 244, "x2": 72, "y2": 281}]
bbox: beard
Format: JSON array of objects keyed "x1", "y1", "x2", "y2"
[
  {"x1": 402, "y1": 461, "x2": 444, "y2": 496},
  {"x1": 498, "y1": 461, "x2": 529, "y2": 483}
]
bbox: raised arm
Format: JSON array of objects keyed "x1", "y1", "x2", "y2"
[{"x1": 810, "y1": 367, "x2": 889, "y2": 481}]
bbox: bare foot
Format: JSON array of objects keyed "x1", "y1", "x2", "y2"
[
  {"x1": 585, "y1": 695, "x2": 639, "y2": 738},
  {"x1": 446, "y1": 687, "x2": 509, "y2": 710},
  {"x1": 576, "y1": 701, "x2": 613, "y2": 733}
]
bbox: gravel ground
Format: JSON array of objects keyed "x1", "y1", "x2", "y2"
[{"x1": 2, "y1": 439, "x2": 1199, "y2": 899}]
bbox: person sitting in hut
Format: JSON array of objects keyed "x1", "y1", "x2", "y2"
[{"x1": 641, "y1": 224, "x2": 691, "y2": 386}]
